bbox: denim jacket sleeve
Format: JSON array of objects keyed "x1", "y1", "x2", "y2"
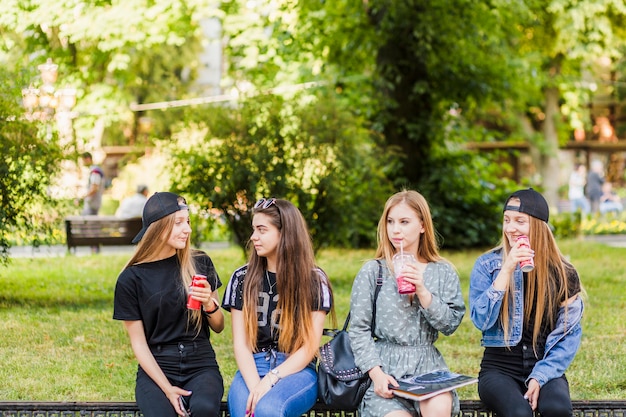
[
  {"x1": 527, "y1": 296, "x2": 584, "y2": 387},
  {"x1": 469, "y1": 250, "x2": 506, "y2": 331}
]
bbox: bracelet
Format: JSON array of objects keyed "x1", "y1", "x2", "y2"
[
  {"x1": 269, "y1": 368, "x2": 281, "y2": 387},
  {"x1": 204, "y1": 298, "x2": 221, "y2": 315}
]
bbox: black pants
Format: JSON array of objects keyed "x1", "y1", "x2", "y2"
[
  {"x1": 478, "y1": 370, "x2": 572, "y2": 417},
  {"x1": 136, "y1": 342, "x2": 223, "y2": 417}
]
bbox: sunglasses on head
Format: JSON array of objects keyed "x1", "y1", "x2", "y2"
[{"x1": 254, "y1": 198, "x2": 276, "y2": 209}]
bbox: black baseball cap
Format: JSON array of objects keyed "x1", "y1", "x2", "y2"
[
  {"x1": 132, "y1": 192, "x2": 189, "y2": 243},
  {"x1": 503, "y1": 188, "x2": 549, "y2": 223}
]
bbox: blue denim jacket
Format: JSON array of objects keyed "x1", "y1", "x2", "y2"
[{"x1": 469, "y1": 248, "x2": 584, "y2": 387}]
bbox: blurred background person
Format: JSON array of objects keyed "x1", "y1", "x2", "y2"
[
  {"x1": 116, "y1": 184, "x2": 149, "y2": 218},
  {"x1": 568, "y1": 163, "x2": 590, "y2": 214},
  {"x1": 586, "y1": 160, "x2": 605, "y2": 214},
  {"x1": 599, "y1": 182, "x2": 623, "y2": 215},
  {"x1": 76, "y1": 152, "x2": 105, "y2": 216}
]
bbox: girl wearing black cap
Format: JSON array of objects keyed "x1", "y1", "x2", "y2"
[
  {"x1": 114, "y1": 192, "x2": 224, "y2": 417},
  {"x1": 222, "y1": 198, "x2": 334, "y2": 417},
  {"x1": 469, "y1": 188, "x2": 584, "y2": 417}
]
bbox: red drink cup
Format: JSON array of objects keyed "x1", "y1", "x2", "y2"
[
  {"x1": 187, "y1": 274, "x2": 205, "y2": 310},
  {"x1": 392, "y1": 253, "x2": 417, "y2": 294},
  {"x1": 516, "y1": 235, "x2": 534, "y2": 272}
]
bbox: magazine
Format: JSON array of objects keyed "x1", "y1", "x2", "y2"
[{"x1": 390, "y1": 369, "x2": 478, "y2": 402}]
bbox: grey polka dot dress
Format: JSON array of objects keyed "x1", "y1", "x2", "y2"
[{"x1": 349, "y1": 259, "x2": 466, "y2": 417}]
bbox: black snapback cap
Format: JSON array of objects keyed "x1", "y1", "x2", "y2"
[
  {"x1": 503, "y1": 188, "x2": 549, "y2": 223},
  {"x1": 132, "y1": 192, "x2": 188, "y2": 244}
]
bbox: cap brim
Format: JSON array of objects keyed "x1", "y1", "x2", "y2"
[{"x1": 131, "y1": 227, "x2": 147, "y2": 244}]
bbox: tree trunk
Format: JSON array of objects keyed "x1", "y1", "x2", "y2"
[{"x1": 541, "y1": 86, "x2": 561, "y2": 210}]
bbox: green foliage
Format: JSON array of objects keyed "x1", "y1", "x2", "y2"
[
  {"x1": 397, "y1": 111, "x2": 517, "y2": 249},
  {"x1": 168, "y1": 92, "x2": 393, "y2": 253},
  {"x1": 1, "y1": 0, "x2": 215, "y2": 148},
  {"x1": 0, "y1": 66, "x2": 68, "y2": 264},
  {"x1": 552, "y1": 211, "x2": 583, "y2": 239},
  {"x1": 419, "y1": 154, "x2": 515, "y2": 249}
]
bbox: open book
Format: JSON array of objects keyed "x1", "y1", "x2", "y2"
[{"x1": 390, "y1": 370, "x2": 477, "y2": 402}]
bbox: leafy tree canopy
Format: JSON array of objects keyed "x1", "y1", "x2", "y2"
[{"x1": 0, "y1": 66, "x2": 66, "y2": 264}]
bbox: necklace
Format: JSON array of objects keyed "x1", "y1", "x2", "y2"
[{"x1": 266, "y1": 271, "x2": 276, "y2": 295}]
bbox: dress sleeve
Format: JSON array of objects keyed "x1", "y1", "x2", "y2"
[{"x1": 420, "y1": 262, "x2": 466, "y2": 336}]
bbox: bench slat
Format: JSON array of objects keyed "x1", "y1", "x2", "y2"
[{"x1": 0, "y1": 401, "x2": 625, "y2": 417}]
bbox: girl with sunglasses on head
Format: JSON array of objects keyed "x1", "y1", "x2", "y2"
[
  {"x1": 469, "y1": 188, "x2": 584, "y2": 417},
  {"x1": 113, "y1": 192, "x2": 224, "y2": 417},
  {"x1": 222, "y1": 198, "x2": 334, "y2": 417}
]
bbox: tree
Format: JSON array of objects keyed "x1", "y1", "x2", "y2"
[
  {"x1": 218, "y1": 0, "x2": 529, "y2": 247},
  {"x1": 510, "y1": 0, "x2": 626, "y2": 207},
  {"x1": 0, "y1": 67, "x2": 66, "y2": 265},
  {"x1": 168, "y1": 92, "x2": 393, "y2": 254},
  {"x1": 0, "y1": 0, "x2": 215, "y2": 149}
]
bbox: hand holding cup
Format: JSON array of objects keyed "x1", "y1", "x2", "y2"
[{"x1": 392, "y1": 253, "x2": 418, "y2": 294}]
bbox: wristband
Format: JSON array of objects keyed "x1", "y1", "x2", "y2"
[{"x1": 204, "y1": 298, "x2": 221, "y2": 315}]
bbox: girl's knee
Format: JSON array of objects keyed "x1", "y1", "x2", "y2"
[
  {"x1": 191, "y1": 400, "x2": 221, "y2": 417},
  {"x1": 539, "y1": 403, "x2": 572, "y2": 417},
  {"x1": 419, "y1": 392, "x2": 452, "y2": 416},
  {"x1": 252, "y1": 400, "x2": 286, "y2": 417}
]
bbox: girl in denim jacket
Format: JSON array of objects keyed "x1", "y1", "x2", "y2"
[{"x1": 469, "y1": 188, "x2": 584, "y2": 417}]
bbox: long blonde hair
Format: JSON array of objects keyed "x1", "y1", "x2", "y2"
[
  {"x1": 375, "y1": 189, "x2": 443, "y2": 267},
  {"x1": 500, "y1": 215, "x2": 571, "y2": 351},
  {"x1": 242, "y1": 199, "x2": 334, "y2": 356},
  {"x1": 124, "y1": 209, "x2": 203, "y2": 333}
]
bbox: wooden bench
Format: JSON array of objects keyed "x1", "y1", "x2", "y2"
[
  {"x1": 0, "y1": 400, "x2": 624, "y2": 416},
  {"x1": 64, "y1": 215, "x2": 142, "y2": 253}
]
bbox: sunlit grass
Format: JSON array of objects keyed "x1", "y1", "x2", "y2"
[{"x1": 0, "y1": 240, "x2": 624, "y2": 401}]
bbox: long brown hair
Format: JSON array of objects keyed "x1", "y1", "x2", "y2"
[
  {"x1": 375, "y1": 189, "x2": 443, "y2": 267},
  {"x1": 124, "y1": 207, "x2": 203, "y2": 332},
  {"x1": 500, "y1": 211, "x2": 571, "y2": 352},
  {"x1": 242, "y1": 199, "x2": 334, "y2": 356}
]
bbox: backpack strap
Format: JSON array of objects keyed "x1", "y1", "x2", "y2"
[
  {"x1": 338, "y1": 259, "x2": 384, "y2": 334},
  {"x1": 370, "y1": 259, "x2": 383, "y2": 337}
]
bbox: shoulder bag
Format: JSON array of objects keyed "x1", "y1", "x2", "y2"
[{"x1": 317, "y1": 260, "x2": 384, "y2": 409}]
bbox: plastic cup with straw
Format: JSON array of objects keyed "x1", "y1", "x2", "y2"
[{"x1": 393, "y1": 241, "x2": 417, "y2": 294}]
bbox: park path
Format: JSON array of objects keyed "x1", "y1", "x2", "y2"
[
  {"x1": 8, "y1": 241, "x2": 232, "y2": 258},
  {"x1": 7, "y1": 236, "x2": 625, "y2": 259}
]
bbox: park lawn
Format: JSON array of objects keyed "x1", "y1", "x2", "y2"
[{"x1": 0, "y1": 239, "x2": 624, "y2": 401}]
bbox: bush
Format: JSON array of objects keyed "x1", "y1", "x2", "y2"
[
  {"x1": 169, "y1": 93, "x2": 394, "y2": 253},
  {"x1": 0, "y1": 66, "x2": 68, "y2": 264}
]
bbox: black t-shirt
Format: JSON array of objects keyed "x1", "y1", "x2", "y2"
[
  {"x1": 113, "y1": 251, "x2": 221, "y2": 348},
  {"x1": 222, "y1": 265, "x2": 332, "y2": 352}
]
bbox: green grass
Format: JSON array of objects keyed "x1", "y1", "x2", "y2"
[{"x1": 0, "y1": 240, "x2": 624, "y2": 401}]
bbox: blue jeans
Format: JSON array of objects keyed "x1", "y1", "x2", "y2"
[
  {"x1": 227, "y1": 352, "x2": 318, "y2": 417},
  {"x1": 570, "y1": 197, "x2": 590, "y2": 214}
]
